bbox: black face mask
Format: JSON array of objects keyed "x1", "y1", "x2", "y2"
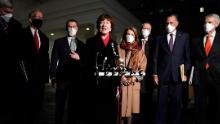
[{"x1": 31, "y1": 19, "x2": 43, "y2": 28}]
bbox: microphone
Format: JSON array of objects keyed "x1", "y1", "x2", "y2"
[
  {"x1": 111, "y1": 42, "x2": 119, "y2": 59},
  {"x1": 102, "y1": 57, "x2": 107, "y2": 70}
]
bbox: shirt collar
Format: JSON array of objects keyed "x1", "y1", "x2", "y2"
[
  {"x1": 30, "y1": 26, "x2": 38, "y2": 34},
  {"x1": 207, "y1": 30, "x2": 216, "y2": 37},
  {"x1": 67, "y1": 36, "x2": 76, "y2": 41},
  {"x1": 168, "y1": 30, "x2": 177, "y2": 36}
]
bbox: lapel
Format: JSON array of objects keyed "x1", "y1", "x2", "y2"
[
  {"x1": 172, "y1": 31, "x2": 181, "y2": 52},
  {"x1": 64, "y1": 36, "x2": 71, "y2": 53},
  {"x1": 197, "y1": 37, "x2": 206, "y2": 58},
  {"x1": 208, "y1": 32, "x2": 220, "y2": 57},
  {"x1": 161, "y1": 34, "x2": 171, "y2": 53}
]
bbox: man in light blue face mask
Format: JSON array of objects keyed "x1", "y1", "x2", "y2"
[{"x1": 0, "y1": 0, "x2": 27, "y2": 124}]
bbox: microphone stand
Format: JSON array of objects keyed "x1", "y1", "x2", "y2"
[{"x1": 95, "y1": 52, "x2": 100, "y2": 86}]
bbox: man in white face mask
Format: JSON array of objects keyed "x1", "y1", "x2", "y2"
[
  {"x1": 192, "y1": 13, "x2": 220, "y2": 124},
  {"x1": 50, "y1": 19, "x2": 87, "y2": 124},
  {"x1": 152, "y1": 14, "x2": 191, "y2": 124},
  {"x1": 139, "y1": 22, "x2": 155, "y2": 124}
]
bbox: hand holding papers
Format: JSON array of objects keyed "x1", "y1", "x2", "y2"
[{"x1": 180, "y1": 64, "x2": 187, "y2": 82}]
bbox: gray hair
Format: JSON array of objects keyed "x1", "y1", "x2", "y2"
[
  {"x1": 206, "y1": 13, "x2": 220, "y2": 26},
  {"x1": 0, "y1": 0, "x2": 13, "y2": 8}
]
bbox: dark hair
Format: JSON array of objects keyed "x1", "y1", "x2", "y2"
[
  {"x1": 65, "y1": 19, "x2": 79, "y2": 30},
  {"x1": 141, "y1": 22, "x2": 152, "y2": 30},
  {"x1": 166, "y1": 13, "x2": 179, "y2": 22},
  {"x1": 122, "y1": 26, "x2": 139, "y2": 43},
  {"x1": 96, "y1": 13, "x2": 114, "y2": 30},
  {"x1": 28, "y1": 9, "x2": 43, "y2": 18},
  {"x1": 0, "y1": 0, "x2": 13, "y2": 8}
]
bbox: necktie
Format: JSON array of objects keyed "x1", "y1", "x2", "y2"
[
  {"x1": 169, "y1": 34, "x2": 173, "y2": 51},
  {"x1": 205, "y1": 34, "x2": 211, "y2": 56},
  {"x1": 34, "y1": 30, "x2": 40, "y2": 50},
  {"x1": 141, "y1": 39, "x2": 147, "y2": 51},
  {"x1": 205, "y1": 34, "x2": 211, "y2": 69},
  {"x1": 70, "y1": 38, "x2": 76, "y2": 52}
]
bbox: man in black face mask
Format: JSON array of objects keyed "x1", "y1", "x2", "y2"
[
  {"x1": 22, "y1": 9, "x2": 49, "y2": 124},
  {"x1": 0, "y1": 0, "x2": 27, "y2": 124}
]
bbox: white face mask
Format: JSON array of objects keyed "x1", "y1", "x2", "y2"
[
  {"x1": 68, "y1": 27, "x2": 77, "y2": 37},
  {"x1": 142, "y1": 29, "x2": 151, "y2": 38},
  {"x1": 166, "y1": 24, "x2": 176, "y2": 33},
  {"x1": 1, "y1": 13, "x2": 13, "y2": 22},
  {"x1": 126, "y1": 34, "x2": 135, "y2": 43},
  {"x1": 204, "y1": 23, "x2": 215, "y2": 33}
]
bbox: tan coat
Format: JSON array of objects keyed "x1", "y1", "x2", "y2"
[{"x1": 118, "y1": 45, "x2": 147, "y2": 117}]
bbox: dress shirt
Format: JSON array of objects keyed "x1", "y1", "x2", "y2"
[
  {"x1": 167, "y1": 30, "x2": 177, "y2": 45},
  {"x1": 203, "y1": 31, "x2": 216, "y2": 48},
  {"x1": 30, "y1": 27, "x2": 41, "y2": 47}
]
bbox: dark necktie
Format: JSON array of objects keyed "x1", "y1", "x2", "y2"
[
  {"x1": 169, "y1": 34, "x2": 173, "y2": 51},
  {"x1": 34, "y1": 30, "x2": 40, "y2": 50}
]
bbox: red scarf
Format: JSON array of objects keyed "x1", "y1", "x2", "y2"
[
  {"x1": 101, "y1": 34, "x2": 110, "y2": 46},
  {"x1": 120, "y1": 41, "x2": 140, "y2": 50}
]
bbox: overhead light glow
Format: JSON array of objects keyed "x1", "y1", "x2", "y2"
[
  {"x1": 50, "y1": 33, "x2": 54, "y2": 36},
  {"x1": 86, "y1": 27, "x2": 90, "y2": 31},
  {"x1": 200, "y1": 7, "x2": 204, "y2": 13}
]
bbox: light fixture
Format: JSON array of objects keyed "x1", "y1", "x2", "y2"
[
  {"x1": 200, "y1": 7, "x2": 204, "y2": 13},
  {"x1": 86, "y1": 27, "x2": 90, "y2": 31},
  {"x1": 50, "y1": 33, "x2": 54, "y2": 36}
]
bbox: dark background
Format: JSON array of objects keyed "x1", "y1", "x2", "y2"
[{"x1": 117, "y1": 0, "x2": 220, "y2": 38}]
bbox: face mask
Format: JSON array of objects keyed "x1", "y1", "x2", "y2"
[
  {"x1": 166, "y1": 24, "x2": 176, "y2": 33},
  {"x1": 142, "y1": 29, "x2": 151, "y2": 38},
  {"x1": 68, "y1": 28, "x2": 77, "y2": 37},
  {"x1": 1, "y1": 13, "x2": 13, "y2": 22},
  {"x1": 204, "y1": 23, "x2": 215, "y2": 33},
  {"x1": 126, "y1": 34, "x2": 135, "y2": 43},
  {"x1": 31, "y1": 19, "x2": 43, "y2": 28}
]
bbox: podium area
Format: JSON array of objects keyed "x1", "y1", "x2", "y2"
[{"x1": 32, "y1": 84, "x2": 195, "y2": 124}]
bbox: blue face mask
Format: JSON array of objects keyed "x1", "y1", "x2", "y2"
[{"x1": 1, "y1": 13, "x2": 13, "y2": 22}]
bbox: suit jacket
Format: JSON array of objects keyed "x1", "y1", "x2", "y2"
[
  {"x1": 139, "y1": 36, "x2": 155, "y2": 91},
  {"x1": 152, "y1": 31, "x2": 191, "y2": 83},
  {"x1": 192, "y1": 32, "x2": 220, "y2": 84},
  {"x1": 86, "y1": 34, "x2": 119, "y2": 88},
  {"x1": 50, "y1": 36, "x2": 86, "y2": 84},
  {"x1": 0, "y1": 17, "x2": 24, "y2": 84},
  {"x1": 22, "y1": 26, "x2": 49, "y2": 83}
]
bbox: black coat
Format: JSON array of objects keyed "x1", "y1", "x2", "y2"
[
  {"x1": 86, "y1": 34, "x2": 119, "y2": 88},
  {"x1": 50, "y1": 36, "x2": 86, "y2": 84},
  {"x1": 192, "y1": 32, "x2": 220, "y2": 84},
  {"x1": 22, "y1": 26, "x2": 49, "y2": 84},
  {"x1": 0, "y1": 17, "x2": 24, "y2": 83}
]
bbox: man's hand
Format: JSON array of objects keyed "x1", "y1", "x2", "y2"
[
  {"x1": 153, "y1": 75, "x2": 159, "y2": 85},
  {"x1": 183, "y1": 75, "x2": 187, "y2": 82},
  {"x1": 70, "y1": 52, "x2": 80, "y2": 60}
]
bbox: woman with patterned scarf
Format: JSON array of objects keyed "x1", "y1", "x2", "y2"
[{"x1": 118, "y1": 26, "x2": 147, "y2": 124}]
